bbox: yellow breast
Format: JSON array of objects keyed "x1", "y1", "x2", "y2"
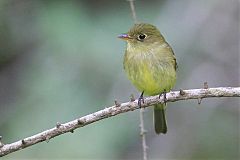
[{"x1": 123, "y1": 42, "x2": 176, "y2": 96}]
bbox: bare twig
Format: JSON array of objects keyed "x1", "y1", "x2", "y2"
[
  {"x1": 0, "y1": 136, "x2": 4, "y2": 148},
  {"x1": 0, "y1": 87, "x2": 239, "y2": 157},
  {"x1": 139, "y1": 108, "x2": 148, "y2": 160},
  {"x1": 127, "y1": 0, "x2": 138, "y2": 23}
]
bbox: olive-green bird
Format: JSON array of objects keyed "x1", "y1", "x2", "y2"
[{"x1": 118, "y1": 23, "x2": 177, "y2": 134}]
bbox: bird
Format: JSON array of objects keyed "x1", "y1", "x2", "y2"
[{"x1": 118, "y1": 23, "x2": 177, "y2": 134}]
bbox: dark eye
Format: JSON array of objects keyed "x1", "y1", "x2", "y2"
[{"x1": 138, "y1": 34, "x2": 147, "y2": 40}]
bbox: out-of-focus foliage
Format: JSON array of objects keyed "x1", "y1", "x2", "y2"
[{"x1": 0, "y1": 0, "x2": 239, "y2": 159}]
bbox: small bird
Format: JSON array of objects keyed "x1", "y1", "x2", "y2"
[{"x1": 118, "y1": 23, "x2": 177, "y2": 134}]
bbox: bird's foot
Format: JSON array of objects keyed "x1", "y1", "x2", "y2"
[
  {"x1": 159, "y1": 89, "x2": 167, "y2": 105},
  {"x1": 138, "y1": 91, "x2": 144, "y2": 108}
]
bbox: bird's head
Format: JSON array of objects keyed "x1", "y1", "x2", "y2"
[{"x1": 118, "y1": 23, "x2": 165, "y2": 47}]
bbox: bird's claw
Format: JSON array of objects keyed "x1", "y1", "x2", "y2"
[
  {"x1": 159, "y1": 90, "x2": 167, "y2": 105},
  {"x1": 138, "y1": 91, "x2": 144, "y2": 108}
]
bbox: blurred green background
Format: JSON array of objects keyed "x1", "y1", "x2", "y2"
[{"x1": 0, "y1": 0, "x2": 239, "y2": 159}]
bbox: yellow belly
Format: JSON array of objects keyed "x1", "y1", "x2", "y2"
[{"x1": 124, "y1": 55, "x2": 176, "y2": 96}]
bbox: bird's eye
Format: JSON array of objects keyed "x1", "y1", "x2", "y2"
[{"x1": 138, "y1": 34, "x2": 147, "y2": 40}]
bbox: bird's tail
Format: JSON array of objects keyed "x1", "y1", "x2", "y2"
[{"x1": 153, "y1": 104, "x2": 167, "y2": 134}]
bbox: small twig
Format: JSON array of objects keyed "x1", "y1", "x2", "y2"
[
  {"x1": 179, "y1": 89, "x2": 186, "y2": 95},
  {"x1": 21, "y1": 140, "x2": 26, "y2": 145},
  {"x1": 0, "y1": 136, "x2": 4, "y2": 148},
  {"x1": 56, "y1": 122, "x2": 61, "y2": 128},
  {"x1": 0, "y1": 87, "x2": 239, "y2": 157},
  {"x1": 114, "y1": 99, "x2": 121, "y2": 107},
  {"x1": 139, "y1": 108, "x2": 148, "y2": 160},
  {"x1": 204, "y1": 82, "x2": 209, "y2": 89},
  {"x1": 127, "y1": 0, "x2": 138, "y2": 23},
  {"x1": 198, "y1": 98, "x2": 202, "y2": 105},
  {"x1": 130, "y1": 94, "x2": 135, "y2": 102}
]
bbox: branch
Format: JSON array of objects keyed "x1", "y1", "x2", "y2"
[
  {"x1": 139, "y1": 108, "x2": 148, "y2": 160},
  {"x1": 127, "y1": 0, "x2": 138, "y2": 23},
  {"x1": 0, "y1": 87, "x2": 239, "y2": 157}
]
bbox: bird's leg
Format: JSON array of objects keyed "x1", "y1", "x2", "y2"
[
  {"x1": 159, "y1": 89, "x2": 167, "y2": 105},
  {"x1": 138, "y1": 91, "x2": 144, "y2": 108}
]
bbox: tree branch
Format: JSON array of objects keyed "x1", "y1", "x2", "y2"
[
  {"x1": 127, "y1": 0, "x2": 138, "y2": 23},
  {"x1": 0, "y1": 87, "x2": 239, "y2": 157},
  {"x1": 139, "y1": 108, "x2": 148, "y2": 160}
]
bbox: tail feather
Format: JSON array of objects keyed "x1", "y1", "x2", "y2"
[{"x1": 154, "y1": 104, "x2": 167, "y2": 134}]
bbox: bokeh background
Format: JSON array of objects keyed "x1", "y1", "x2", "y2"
[{"x1": 0, "y1": 0, "x2": 239, "y2": 159}]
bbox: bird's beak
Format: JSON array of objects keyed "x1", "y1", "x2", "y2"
[{"x1": 118, "y1": 33, "x2": 131, "y2": 40}]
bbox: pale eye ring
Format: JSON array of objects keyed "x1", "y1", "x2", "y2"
[{"x1": 138, "y1": 34, "x2": 147, "y2": 40}]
